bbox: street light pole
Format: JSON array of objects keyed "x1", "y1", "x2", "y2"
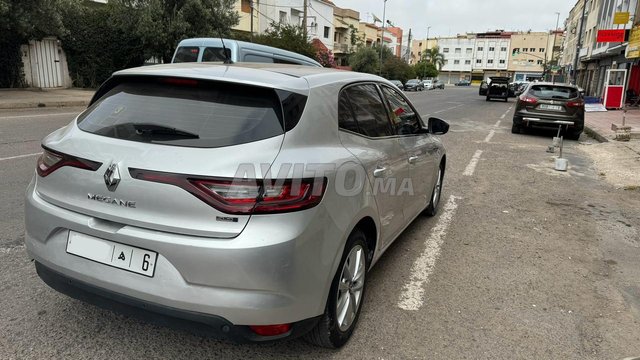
[
  {"x1": 423, "y1": 26, "x2": 431, "y2": 79},
  {"x1": 379, "y1": 0, "x2": 388, "y2": 75}
]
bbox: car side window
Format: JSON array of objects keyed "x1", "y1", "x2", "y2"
[
  {"x1": 342, "y1": 84, "x2": 393, "y2": 137},
  {"x1": 338, "y1": 93, "x2": 359, "y2": 133},
  {"x1": 380, "y1": 85, "x2": 422, "y2": 135}
]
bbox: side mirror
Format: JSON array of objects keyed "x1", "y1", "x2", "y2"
[{"x1": 428, "y1": 117, "x2": 449, "y2": 135}]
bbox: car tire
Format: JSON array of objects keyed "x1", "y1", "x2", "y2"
[
  {"x1": 511, "y1": 122, "x2": 522, "y2": 134},
  {"x1": 424, "y1": 162, "x2": 444, "y2": 217},
  {"x1": 304, "y1": 229, "x2": 369, "y2": 348},
  {"x1": 485, "y1": 97, "x2": 490, "y2": 101},
  {"x1": 566, "y1": 130, "x2": 582, "y2": 140}
]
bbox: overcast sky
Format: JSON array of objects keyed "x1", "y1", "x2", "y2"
[{"x1": 331, "y1": 0, "x2": 575, "y2": 39}]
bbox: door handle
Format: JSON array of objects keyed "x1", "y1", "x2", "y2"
[
  {"x1": 373, "y1": 167, "x2": 387, "y2": 178},
  {"x1": 408, "y1": 156, "x2": 419, "y2": 164}
]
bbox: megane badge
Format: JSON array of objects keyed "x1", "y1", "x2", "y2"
[{"x1": 104, "y1": 163, "x2": 121, "y2": 192}]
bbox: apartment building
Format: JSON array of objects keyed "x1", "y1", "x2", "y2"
[
  {"x1": 409, "y1": 38, "x2": 438, "y2": 64},
  {"x1": 358, "y1": 22, "x2": 395, "y2": 53},
  {"x1": 508, "y1": 32, "x2": 549, "y2": 81},
  {"x1": 333, "y1": 6, "x2": 360, "y2": 66},
  {"x1": 472, "y1": 31, "x2": 511, "y2": 81},
  {"x1": 561, "y1": 0, "x2": 586, "y2": 74},
  {"x1": 257, "y1": 0, "x2": 335, "y2": 50},
  {"x1": 387, "y1": 27, "x2": 404, "y2": 57},
  {"x1": 568, "y1": 0, "x2": 638, "y2": 96},
  {"x1": 438, "y1": 35, "x2": 476, "y2": 83}
]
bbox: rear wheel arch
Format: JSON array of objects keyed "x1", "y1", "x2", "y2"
[{"x1": 352, "y1": 217, "x2": 377, "y2": 266}]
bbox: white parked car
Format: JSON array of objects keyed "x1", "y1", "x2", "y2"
[{"x1": 422, "y1": 79, "x2": 434, "y2": 90}]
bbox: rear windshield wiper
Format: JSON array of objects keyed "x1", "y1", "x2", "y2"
[{"x1": 133, "y1": 123, "x2": 200, "y2": 139}]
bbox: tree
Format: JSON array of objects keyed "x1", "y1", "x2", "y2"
[
  {"x1": 253, "y1": 22, "x2": 316, "y2": 59},
  {"x1": 413, "y1": 62, "x2": 438, "y2": 79},
  {"x1": 0, "y1": 0, "x2": 78, "y2": 87},
  {"x1": 372, "y1": 44, "x2": 395, "y2": 63},
  {"x1": 316, "y1": 48, "x2": 336, "y2": 68},
  {"x1": 136, "y1": 0, "x2": 240, "y2": 63},
  {"x1": 347, "y1": 24, "x2": 364, "y2": 52},
  {"x1": 59, "y1": 1, "x2": 146, "y2": 87},
  {"x1": 381, "y1": 56, "x2": 415, "y2": 83},
  {"x1": 349, "y1": 47, "x2": 379, "y2": 74},
  {"x1": 422, "y1": 46, "x2": 445, "y2": 70}
]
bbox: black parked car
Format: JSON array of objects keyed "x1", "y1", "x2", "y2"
[
  {"x1": 390, "y1": 80, "x2": 404, "y2": 90},
  {"x1": 485, "y1": 77, "x2": 510, "y2": 102},
  {"x1": 404, "y1": 79, "x2": 424, "y2": 91},
  {"x1": 512, "y1": 82, "x2": 584, "y2": 140},
  {"x1": 455, "y1": 80, "x2": 471, "y2": 86}
]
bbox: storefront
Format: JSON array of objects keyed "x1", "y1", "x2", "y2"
[{"x1": 513, "y1": 72, "x2": 543, "y2": 82}]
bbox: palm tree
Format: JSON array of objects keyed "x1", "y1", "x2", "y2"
[{"x1": 422, "y1": 46, "x2": 445, "y2": 70}]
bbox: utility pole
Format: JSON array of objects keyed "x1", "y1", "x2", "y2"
[
  {"x1": 423, "y1": 26, "x2": 431, "y2": 79},
  {"x1": 379, "y1": 0, "x2": 388, "y2": 75},
  {"x1": 250, "y1": 0, "x2": 254, "y2": 41},
  {"x1": 406, "y1": 28, "x2": 412, "y2": 63},
  {"x1": 303, "y1": 0, "x2": 308, "y2": 40},
  {"x1": 572, "y1": 0, "x2": 587, "y2": 84}
]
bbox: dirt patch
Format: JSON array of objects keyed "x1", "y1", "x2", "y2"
[{"x1": 579, "y1": 142, "x2": 640, "y2": 189}]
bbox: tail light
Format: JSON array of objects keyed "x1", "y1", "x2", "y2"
[
  {"x1": 36, "y1": 147, "x2": 102, "y2": 177},
  {"x1": 566, "y1": 99, "x2": 584, "y2": 107},
  {"x1": 129, "y1": 168, "x2": 327, "y2": 215},
  {"x1": 519, "y1": 95, "x2": 538, "y2": 105}
]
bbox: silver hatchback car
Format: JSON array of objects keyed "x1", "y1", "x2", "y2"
[{"x1": 25, "y1": 63, "x2": 448, "y2": 348}]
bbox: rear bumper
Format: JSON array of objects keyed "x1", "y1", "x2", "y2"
[
  {"x1": 514, "y1": 111, "x2": 584, "y2": 130},
  {"x1": 24, "y1": 178, "x2": 341, "y2": 326},
  {"x1": 35, "y1": 261, "x2": 321, "y2": 342}
]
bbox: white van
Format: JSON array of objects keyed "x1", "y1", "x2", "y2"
[{"x1": 172, "y1": 38, "x2": 322, "y2": 67}]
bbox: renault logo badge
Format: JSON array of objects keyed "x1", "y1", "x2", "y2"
[{"x1": 104, "y1": 163, "x2": 121, "y2": 192}]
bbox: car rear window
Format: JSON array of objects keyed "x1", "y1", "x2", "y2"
[
  {"x1": 529, "y1": 85, "x2": 579, "y2": 99},
  {"x1": 172, "y1": 47, "x2": 200, "y2": 63},
  {"x1": 202, "y1": 47, "x2": 232, "y2": 62},
  {"x1": 77, "y1": 79, "x2": 294, "y2": 148}
]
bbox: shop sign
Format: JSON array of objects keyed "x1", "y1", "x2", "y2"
[{"x1": 597, "y1": 29, "x2": 626, "y2": 43}]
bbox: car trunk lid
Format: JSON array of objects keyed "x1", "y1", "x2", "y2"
[{"x1": 35, "y1": 76, "x2": 308, "y2": 238}]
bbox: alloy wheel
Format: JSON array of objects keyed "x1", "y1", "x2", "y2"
[
  {"x1": 336, "y1": 245, "x2": 366, "y2": 332},
  {"x1": 432, "y1": 168, "x2": 442, "y2": 209}
]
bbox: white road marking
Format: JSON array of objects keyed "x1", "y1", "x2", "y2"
[
  {"x1": 433, "y1": 104, "x2": 463, "y2": 114},
  {"x1": 462, "y1": 150, "x2": 483, "y2": 176},
  {"x1": 398, "y1": 195, "x2": 461, "y2": 311},
  {"x1": 0, "y1": 112, "x2": 78, "y2": 120},
  {"x1": 484, "y1": 130, "x2": 495, "y2": 143},
  {"x1": 499, "y1": 106, "x2": 514, "y2": 120},
  {"x1": 0, "y1": 152, "x2": 41, "y2": 162},
  {"x1": 494, "y1": 120, "x2": 502, "y2": 127}
]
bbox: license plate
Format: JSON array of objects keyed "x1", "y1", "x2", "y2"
[
  {"x1": 539, "y1": 104, "x2": 564, "y2": 111},
  {"x1": 66, "y1": 231, "x2": 158, "y2": 277}
]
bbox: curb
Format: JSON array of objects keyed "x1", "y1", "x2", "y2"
[
  {"x1": 0, "y1": 100, "x2": 90, "y2": 110},
  {"x1": 584, "y1": 125, "x2": 610, "y2": 143}
]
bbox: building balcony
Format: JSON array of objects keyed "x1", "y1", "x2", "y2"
[{"x1": 334, "y1": 42, "x2": 350, "y2": 53}]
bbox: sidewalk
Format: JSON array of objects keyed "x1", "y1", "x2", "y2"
[
  {"x1": 581, "y1": 108, "x2": 640, "y2": 189},
  {"x1": 0, "y1": 88, "x2": 94, "y2": 109},
  {"x1": 585, "y1": 108, "x2": 640, "y2": 142}
]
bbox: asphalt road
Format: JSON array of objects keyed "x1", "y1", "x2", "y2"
[{"x1": 2, "y1": 87, "x2": 640, "y2": 359}]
